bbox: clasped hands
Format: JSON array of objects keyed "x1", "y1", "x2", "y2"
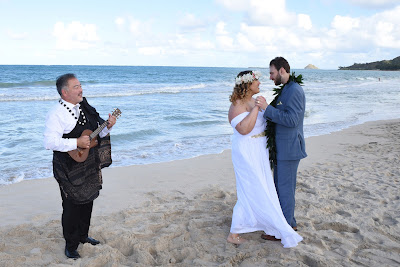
[{"x1": 255, "y1": 96, "x2": 268, "y2": 110}]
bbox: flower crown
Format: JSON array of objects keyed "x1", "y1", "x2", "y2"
[{"x1": 235, "y1": 71, "x2": 261, "y2": 85}]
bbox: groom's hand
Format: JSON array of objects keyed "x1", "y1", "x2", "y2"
[{"x1": 256, "y1": 96, "x2": 268, "y2": 110}]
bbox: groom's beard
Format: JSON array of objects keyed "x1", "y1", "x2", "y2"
[{"x1": 274, "y1": 73, "x2": 282, "y2": 85}]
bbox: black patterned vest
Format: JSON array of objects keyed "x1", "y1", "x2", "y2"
[{"x1": 52, "y1": 98, "x2": 105, "y2": 204}]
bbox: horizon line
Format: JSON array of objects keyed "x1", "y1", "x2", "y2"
[{"x1": 0, "y1": 64, "x2": 339, "y2": 70}]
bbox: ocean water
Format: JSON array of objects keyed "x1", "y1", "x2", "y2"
[{"x1": 1, "y1": 65, "x2": 399, "y2": 185}]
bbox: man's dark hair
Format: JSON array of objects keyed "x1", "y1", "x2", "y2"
[
  {"x1": 270, "y1": 57, "x2": 290, "y2": 73},
  {"x1": 56, "y1": 73, "x2": 76, "y2": 96}
]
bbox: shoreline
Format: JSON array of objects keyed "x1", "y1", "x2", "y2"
[
  {"x1": 3, "y1": 116, "x2": 399, "y2": 186},
  {"x1": 1, "y1": 118, "x2": 399, "y2": 265}
]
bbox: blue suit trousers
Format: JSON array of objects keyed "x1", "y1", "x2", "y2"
[{"x1": 274, "y1": 159, "x2": 300, "y2": 228}]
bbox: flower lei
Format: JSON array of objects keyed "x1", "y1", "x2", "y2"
[
  {"x1": 235, "y1": 71, "x2": 262, "y2": 85},
  {"x1": 265, "y1": 72, "x2": 303, "y2": 169}
]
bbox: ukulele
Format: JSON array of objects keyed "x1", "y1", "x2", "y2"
[{"x1": 68, "y1": 108, "x2": 121, "y2": 162}]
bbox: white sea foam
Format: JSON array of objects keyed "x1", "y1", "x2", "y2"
[{"x1": 0, "y1": 172, "x2": 24, "y2": 185}]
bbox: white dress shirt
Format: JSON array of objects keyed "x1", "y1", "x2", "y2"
[{"x1": 44, "y1": 99, "x2": 111, "y2": 152}]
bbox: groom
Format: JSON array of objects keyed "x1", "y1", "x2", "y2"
[{"x1": 256, "y1": 57, "x2": 307, "y2": 233}]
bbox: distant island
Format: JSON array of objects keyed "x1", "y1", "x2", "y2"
[
  {"x1": 304, "y1": 64, "x2": 318, "y2": 69},
  {"x1": 339, "y1": 56, "x2": 400, "y2": 70}
]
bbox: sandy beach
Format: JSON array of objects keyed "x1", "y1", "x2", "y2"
[{"x1": 1, "y1": 119, "x2": 399, "y2": 266}]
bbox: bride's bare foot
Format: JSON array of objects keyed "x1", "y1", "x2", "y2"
[{"x1": 227, "y1": 233, "x2": 247, "y2": 244}]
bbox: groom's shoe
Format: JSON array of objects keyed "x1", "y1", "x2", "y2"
[
  {"x1": 65, "y1": 247, "x2": 80, "y2": 259},
  {"x1": 261, "y1": 234, "x2": 280, "y2": 241},
  {"x1": 293, "y1": 226, "x2": 298, "y2": 231},
  {"x1": 80, "y1": 237, "x2": 100, "y2": 245}
]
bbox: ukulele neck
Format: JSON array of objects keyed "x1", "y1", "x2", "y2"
[{"x1": 89, "y1": 121, "x2": 109, "y2": 140}]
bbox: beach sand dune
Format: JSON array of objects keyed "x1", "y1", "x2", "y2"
[{"x1": 0, "y1": 120, "x2": 399, "y2": 266}]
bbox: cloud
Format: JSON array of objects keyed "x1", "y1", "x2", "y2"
[
  {"x1": 326, "y1": 6, "x2": 400, "y2": 51},
  {"x1": 43, "y1": 0, "x2": 398, "y2": 68},
  {"x1": 215, "y1": 0, "x2": 250, "y2": 11},
  {"x1": 346, "y1": 0, "x2": 400, "y2": 8},
  {"x1": 217, "y1": 0, "x2": 295, "y2": 25},
  {"x1": 237, "y1": 23, "x2": 274, "y2": 49},
  {"x1": 138, "y1": 46, "x2": 165, "y2": 56},
  {"x1": 303, "y1": 37, "x2": 322, "y2": 51},
  {"x1": 172, "y1": 34, "x2": 214, "y2": 50},
  {"x1": 331, "y1": 15, "x2": 360, "y2": 33},
  {"x1": 6, "y1": 30, "x2": 28, "y2": 40},
  {"x1": 297, "y1": 14, "x2": 312, "y2": 30},
  {"x1": 129, "y1": 19, "x2": 141, "y2": 35},
  {"x1": 216, "y1": 21, "x2": 228, "y2": 35},
  {"x1": 373, "y1": 19, "x2": 400, "y2": 48},
  {"x1": 113, "y1": 16, "x2": 153, "y2": 37},
  {"x1": 217, "y1": 35, "x2": 234, "y2": 49},
  {"x1": 115, "y1": 17, "x2": 124, "y2": 26},
  {"x1": 214, "y1": 0, "x2": 400, "y2": 68},
  {"x1": 178, "y1": 13, "x2": 207, "y2": 32},
  {"x1": 115, "y1": 17, "x2": 125, "y2": 30},
  {"x1": 236, "y1": 32, "x2": 256, "y2": 51},
  {"x1": 135, "y1": 31, "x2": 216, "y2": 59},
  {"x1": 215, "y1": 21, "x2": 234, "y2": 49},
  {"x1": 53, "y1": 21, "x2": 100, "y2": 50}
]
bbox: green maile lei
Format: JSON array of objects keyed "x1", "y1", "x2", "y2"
[{"x1": 265, "y1": 72, "x2": 304, "y2": 169}]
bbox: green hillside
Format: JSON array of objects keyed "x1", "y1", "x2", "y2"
[{"x1": 339, "y1": 56, "x2": 400, "y2": 70}]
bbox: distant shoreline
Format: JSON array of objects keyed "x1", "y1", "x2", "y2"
[
  {"x1": 338, "y1": 56, "x2": 400, "y2": 70},
  {"x1": 339, "y1": 69, "x2": 400, "y2": 71}
]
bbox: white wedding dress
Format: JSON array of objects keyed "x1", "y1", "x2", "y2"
[{"x1": 230, "y1": 111, "x2": 303, "y2": 248}]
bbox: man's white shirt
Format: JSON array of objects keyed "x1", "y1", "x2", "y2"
[{"x1": 44, "y1": 99, "x2": 110, "y2": 152}]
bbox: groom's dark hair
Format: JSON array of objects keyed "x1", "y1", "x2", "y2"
[{"x1": 270, "y1": 57, "x2": 290, "y2": 73}]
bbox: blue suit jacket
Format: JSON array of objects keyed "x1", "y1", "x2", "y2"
[{"x1": 263, "y1": 81, "x2": 307, "y2": 161}]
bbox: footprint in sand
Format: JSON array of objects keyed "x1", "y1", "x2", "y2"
[{"x1": 313, "y1": 221, "x2": 359, "y2": 233}]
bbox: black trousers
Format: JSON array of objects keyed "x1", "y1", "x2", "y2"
[{"x1": 60, "y1": 188, "x2": 93, "y2": 251}]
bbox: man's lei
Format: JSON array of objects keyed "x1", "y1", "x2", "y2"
[{"x1": 265, "y1": 72, "x2": 304, "y2": 169}]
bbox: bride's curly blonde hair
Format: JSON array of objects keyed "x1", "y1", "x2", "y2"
[{"x1": 229, "y1": 70, "x2": 254, "y2": 104}]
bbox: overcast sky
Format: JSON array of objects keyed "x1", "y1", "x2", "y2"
[{"x1": 1, "y1": 0, "x2": 399, "y2": 69}]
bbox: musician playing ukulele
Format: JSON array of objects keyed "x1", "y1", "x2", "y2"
[{"x1": 44, "y1": 73, "x2": 117, "y2": 259}]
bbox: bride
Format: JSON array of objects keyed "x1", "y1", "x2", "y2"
[{"x1": 227, "y1": 70, "x2": 303, "y2": 248}]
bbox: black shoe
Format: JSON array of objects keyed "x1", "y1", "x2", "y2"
[
  {"x1": 260, "y1": 234, "x2": 281, "y2": 241},
  {"x1": 80, "y1": 237, "x2": 100, "y2": 245},
  {"x1": 65, "y1": 247, "x2": 80, "y2": 259}
]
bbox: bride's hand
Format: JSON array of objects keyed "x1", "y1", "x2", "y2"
[{"x1": 255, "y1": 96, "x2": 268, "y2": 110}]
